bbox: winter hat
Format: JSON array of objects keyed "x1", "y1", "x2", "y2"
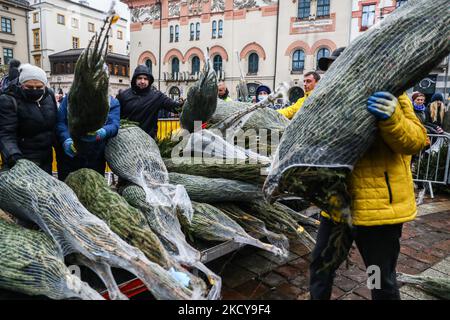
[
  {"x1": 412, "y1": 91, "x2": 425, "y2": 102},
  {"x1": 430, "y1": 93, "x2": 444, "y2": 103},
  {"x1": 18, "y1": 64, "x2": 48, "y2": 85},
  {"x1": 256, "y1": 85, "x2": 271, "y2": 96},
  {"x1": 318, "y1": 47, "x2": 346, "y2": 71}
]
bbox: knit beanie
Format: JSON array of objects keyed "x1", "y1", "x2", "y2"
[
  {"x1": 431, "y1": 93, "x2": 444, "y2": 103},
  {"x1": 412, "y1": 91, "x2": 425, "y2": 102},
  {"x1": 18, "y1": 64, "x2": 48, "y2": 85}
]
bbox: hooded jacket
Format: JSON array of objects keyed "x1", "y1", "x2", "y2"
[{"x1": 117, "y1": 65, "x2": 182, "y2": 138}]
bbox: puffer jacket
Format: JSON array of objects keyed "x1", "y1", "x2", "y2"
[
  {"x1": 0, "y1": 84, "x2": 57, "y2": 172},
  {"x1": 322, "y1": 93, "x2": 427, "y2": 226}
]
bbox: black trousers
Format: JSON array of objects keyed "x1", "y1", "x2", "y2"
[
  {"x1": 55, "y1": 143, "x2": 106, "y2": 182},
  {"x1": 310, "y1": 216, "x2": 403, "y2": 300}
]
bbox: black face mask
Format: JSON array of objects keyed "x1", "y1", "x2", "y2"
[{"x1": 22, "y1": 88, "x2": 45, "y2": 102}]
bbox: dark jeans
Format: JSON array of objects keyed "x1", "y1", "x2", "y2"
[
  {"x1": 55, "y1": 143, "x2": 106, "y2": 181},
  {"x1": 310, "y1": 216, "x2": 403, "y2": 300}
]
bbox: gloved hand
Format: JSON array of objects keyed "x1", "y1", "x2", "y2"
[
  {"x1": 63, "y1": 138, "x2": 76, "y2": 158},
  {"x1": 367, "y1": 92, "x2": 398, "y2": 120},
  {"x1": 7, "y1": 154, "x2": 22, "y2": 168},
  {"x1": 80, "y1": 128, "x2": 107, "y2": 142},
  {"x1": 168, "y1": 267, "x2": 190, "y2": 288}
]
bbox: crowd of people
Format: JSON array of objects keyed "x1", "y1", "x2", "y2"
[{"x1": 0, "y1": 52, "x2": 447, "y2": 301}]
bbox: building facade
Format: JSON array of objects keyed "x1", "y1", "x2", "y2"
[
  {"x1": 122, "y1": 0, "x2": 353, "y2": 102},
  {"x1": 0, "y1": 0, "x2": 32, "y2": 72},
  {"x1": 28, "y1": 0, "x2": 130, "y2": 92},
  {"x1": 351, "y1": 0, "x2": 449, "y2": 100}
]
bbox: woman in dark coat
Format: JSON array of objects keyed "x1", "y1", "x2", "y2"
[{"x1": 0, "y1": 64, "x2": 57, "y2": 174}]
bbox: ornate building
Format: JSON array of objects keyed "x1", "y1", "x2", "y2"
[{"x1": 122, "y1": 0, "x2": 352, "y2": 102}]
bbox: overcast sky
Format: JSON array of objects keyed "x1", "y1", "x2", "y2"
[{"x1": 87, "y1": 0, "x2": 130, "y2": 21}]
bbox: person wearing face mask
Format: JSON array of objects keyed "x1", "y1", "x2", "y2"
[
  {"x1": 0, "y1": 64, "x2": 57, "y2": 174},
  {"x1": 117, "y1": 65, "x2": 184, "y2": 138}
]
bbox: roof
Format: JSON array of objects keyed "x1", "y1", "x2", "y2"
[
  {"x1": 49, "y1": 48, "x2": 130, "y2": 63},
  {"x1": 3, "y1": 0, "x2": 33, "y2": 10},
  {"x1": 31, "y1": 0, "x2": 128, "y2": 23}
]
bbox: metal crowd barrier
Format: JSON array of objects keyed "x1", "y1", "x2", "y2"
[{"x1": 411, "y1": 133, "x2": 450, "y2": 198}]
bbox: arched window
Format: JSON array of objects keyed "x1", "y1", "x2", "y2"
[
  {"x1": 169, "y1": 26, "x2": 174, "y2": 42},
  {"x1": 213, "y1": 55, "x2": 222, "y2": 73},
  {"x1": 218, "y1": 20, "x2": 223, "y2": 38},
  {"x1": 169, "y1": 86, "x2": 181, "y2": 101},
  {"x1": 145, "y1": 59, "x2": 152, "y2": 74},
  {"x1": 316, "y1": 48, "x2": 330, "y2": 69},
  {"x1": 292, "y1": 49, "x2": 305, "y2": 72},
  {"x1": 191, "y1": 56, "x2": 200, "y2": 75},
  {"x1": 195, "y1": 22, "x2": 200, "y2": 40},
  {"x1": 248, "y1": 53, "x2": 259, "y2": 74},
  {"x1": 175, "y1": 25, "x2": 179, "y2": 42},
  {"x1": 396, "y1": 0, "x2": 408, "y2": 7},
  {"x1": 190, "y1": 23, "x2": 194, "y2": 40},
  {"x1": 212, "y1": 21, "x2": 217, "y2": 38},
  {"x1": 171, "y1": 57, "x2": 179, "y2": 76}
]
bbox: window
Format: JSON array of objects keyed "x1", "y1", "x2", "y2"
[
  {"x1": 71, "y1": 17, "x2": 79, "y2": 29},
  {"x1": 175, "y1": 25, "x2": 179, "y2": 42},
  {"x1": 190, "y1": 23, "x2": 194, "y2": 40},
  {"x1": 33, "y1": 55, "x2": 41, "y2": 67},
  {"x1": 121, "y1": 65, "x2": 126, "y2": 77},
  {"x1": 3, "y1": 48, "x2": 13, "y2": 65},
  {"x1": 317, "y1": 0, "x2": 330, "y2": 17},
  {"x1": 33, "y1": 28, "x2": 40, "y2": 50},
  {"x1": 195, "y1": 22, "x2": 200, "y2": 40},
  {"x1": 316, "y1": 48, "x2": 330, "y2": 69},
  {"x1": 172, "y1": 57, "x2": 180, "y2": 76},
  {"x1": 292, "y1": 49, "x2": 305, "y2": 72},
  {"x1": 1, "y1": 17, "x2": 12, "y2": 33},
  {"x1": 298, "y1": 0, "x2": 310, "y2": 19},
  {"x1": 108, "y1": 45, "x2": 113, "y2": 53},
  {"x1": 218, "y1": 20, "x2": 223, "y2": 38},
  {"x1": 33, "y1": 12, "x2": 39, "y2": 23},
  {"x1": 72, "y1": 37, "x2": 79, "y2": 49},
  {"x1": 248, "y1": 53, "x2": 259, "y2": 74},
  {"x1": 57, "y1": 14, "x2": 65, "y2": 25},
  {"x1": 212, "y1": 21, "x2": 217, "y2": 39},
  {"x1": 88, "y1": 22, "x2": 95, "y2": 32},
  {"x1": 117, "y1": 30, "x2": 123, "y2": 40},
  {"x1": 396, "y1": 0, "x2": 408, "y2": 7},
  {"x1": 362, "y1": 4, "x2": 376, "y2": 28},
  {"x1": 145, "y1": 59, "x2": 152, "y2": 74},
  {"x1": 170, "y1": 25, "x2": 174, "y2": 42},
  {"x1": 191, "y1": 56, "x2": 200, "y2": 75},
  {"x1": 213, "y1": 55, "x2": 222, "y2": 73}
]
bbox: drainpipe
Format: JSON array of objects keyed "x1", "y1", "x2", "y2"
[
  {"x1": 273, "y1": 1, "x2": 280, "y2": 90},
  {"x1": 444, "y1": 54, "x2": 450, "y2": 105},
  {"x1": 158, "y1": 0, "x2": 162, "y2": 90},
  {"x1": 25, "y1": 7, "x2": 31, "y2": 63}
]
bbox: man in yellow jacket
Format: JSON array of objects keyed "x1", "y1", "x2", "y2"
[
  {"x1": 278, "y1": 71, "x2": 321, "y2": 119},
  {"x1": 308, "y1": 48, "x2": 427, "y2": 300},
  {"x1": 310, "y1": 91, "x2": 427, "y2": 300}
]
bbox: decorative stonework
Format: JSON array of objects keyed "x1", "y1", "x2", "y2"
[
  {"x1": 131, "y1": 5, "x2": 160, "y2": 23},
  {"x1": 186, "y1": 0, "x2": 208, "y2": 15},
  {"x1": 211, "y1": 0, "x2": 225, "y2": 12},
  {"x1": 168, "y1": 1, "x2": 181, "y2": 17},
  {"x1": 233, "y1": 0, "x2": 276, "y2": 10}
]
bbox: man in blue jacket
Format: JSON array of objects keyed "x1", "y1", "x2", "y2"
[{"x1": 55, "y1": 94, "x2": 120, "y2": 181}]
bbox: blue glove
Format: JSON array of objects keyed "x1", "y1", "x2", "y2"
[
  {"x1": 168, "y1": 267, "x2": 190, "y2": 288},
  {"x1": 63, "y1": 138, "x2": 76, "y2": 158},
  {"x1": 367, "y1": 92, "x2": 398, "y2": 120},
  {"x1": 80, "y1": 128, "x2": 107, "y2": 142}
]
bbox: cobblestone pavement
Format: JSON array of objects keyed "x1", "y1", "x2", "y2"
[{"x1": 207, "y1": 196, "x2": 450, "y2": 300}]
